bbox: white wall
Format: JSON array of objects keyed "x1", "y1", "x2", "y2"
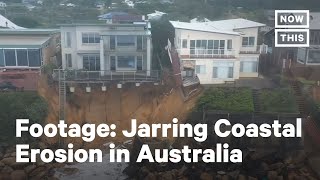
[
  {"x1": 236, "y1": 27, "x2": 259, "y2": 52},
  {"x1": 187, "y1": 58, "x2": 240, "y2": 84},
  {"x1": 176, "y1": 29, "x2": 241, "y2": 57}
]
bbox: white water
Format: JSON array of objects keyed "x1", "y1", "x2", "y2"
[{"x1": 55, "y1": 142, "x2": 131, "y2": 180}]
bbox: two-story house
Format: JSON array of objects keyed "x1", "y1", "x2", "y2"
[
  {"x1": 297, "y1": 13, "x2": 320, "y2": 66},
  {"x1": 0, "y1": 28, "x2": 60, "y2": 90},
  {"x1": 170, "y1": 18, "x2": 266, "y2": 84},
  {"x1": 60, "y1": 12, "x2": 152, "y2": 76}
]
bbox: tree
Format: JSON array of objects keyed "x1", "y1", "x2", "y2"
[{"x1": 12, "y1": 16, "x2": 41, "y2": 28}]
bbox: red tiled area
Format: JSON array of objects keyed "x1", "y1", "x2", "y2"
[{"x1": 0, "y1": 70, "x2": 40, "y2": 91}]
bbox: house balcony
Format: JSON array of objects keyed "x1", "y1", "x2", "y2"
[
  {"x1": 240, "y1": 45, "x2": 268, "y2": 54},
  {"x1": 178, "y1": 49, "x2": 236, "y2": 59},
  {"x1": 52, "y1": 69, "x2": 161, "y2": 83}
]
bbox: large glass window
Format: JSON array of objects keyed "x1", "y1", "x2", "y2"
[
  {"x1": 240, "y1": 61, "x2": 258, "y2": 73},
  {"x1": 65, "y1": 54, "x2": 72, "y2": 68},
  {"x1": 117, "y1": 35, "x2": 135, "y2": 46},
  {"x1": 137, "y1": 56, "x2": 143, "y2": 70},
  {"x1": 117, "y1": 56, "x2": 135, "y2": 68},
  {"x1": 212, "y1": 62, "x2": 234, "y2": 79},
  {"x1": 0, "y1": 49, "x2": 5, "y2": 67},
  {"x1": 137, "y1": 36, "x2": 143, "y2": 50},
  {"x1": 4, "y1": 49, "x2": 16, "y2": 66},
  {"x1": 190, "y1": 40, "x2": 195, "y2": 54},
  {"x1": 16, "y1": 49, "x2": 28, "y2": 66},
  {"x1": 82, "y1": 33, "x2": 100, "y2": 44},
  {"x1": 28, "y1": 49, "x2": 41, "y2": 67},
  {"x1": 242, "y1": 37, "x2": 255, "y2": 47},
  {"x1": 195, "y1": 65, "x2": 206, "y2": 74},
  {"x1": 110, "y1": 56, "x2": 116, "y2": 70},
  {"x1": 110, "y1": 36, "x2": 116, "y2": 50},
  {"x1": 83, "y1": 55, "x2": 100, "y2": 71},
  {"x1": 308, "y1": 50, "x2": 320, "y2": 64}
]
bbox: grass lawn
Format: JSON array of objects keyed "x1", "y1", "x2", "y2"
[
  {"x1": 196, "y1": 87, "x2": 254, "y2": 112},
  {"x1": 259, "y1": 88, "x2": 299, "y2": 113}
]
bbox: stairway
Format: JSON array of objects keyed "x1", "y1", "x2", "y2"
[
  {"x1": 252, "y1": 89, "x2": 262, "y2": 114},
  {"x1": 290, "y1": 80, "x2": 307, "y2": 116},
  {"x1": 58, "y1": 71, "x2": 66, "y2": 121}
]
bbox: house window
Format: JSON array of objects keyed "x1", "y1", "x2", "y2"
[
  {"x1": 195, "y1": 65, "x2": 206, "y2": 74},
  {"x1": 137, "y1": 36, "x2": 143, "y2": 50},
  {"x1": 227, "y1": 40, "x2": 232, "y2": 50},
  {"x1": 0, "y1": 49, "x2": 4, "y2": 67},
  {"x1": 190, "y1": 40, "x2": 195, "y2": 54},
  {"x1": 28, "y1": 49, "x2": 41, "y2": 67},
  {"x1": 110, "y1": 36, "x2": 116, "y2": 50},
  {"x1": 65, "y1": 54, "x2": 72, "y2": 68},
  {"x1": 240, "y1": 61, "x2": 258, "y2": 73},
  {"x1": 308, "y1": 50, "x2": 320, "y2": 64},
  {"x1": 212, "y1": 62, "x2": 234, "y2": 78},
  {"x1": 117, "y1": 56, "x2": 135, "y2": 69},
  {"x1": 4, "y1": 49, "x2": 16, "y2": 66},
  {"x1": 117, "y1": 35, "x2": 135, "y2": 46},
  {"x1": 16, "y1": 49, "x2": 28, "y2": 66},
  {"x1": 182, "y1": 39, "x2": 188, "y2": 48},
  {"x1": 65, "y1": 32, "x2": 71, "y2": 48},
  {"x1": 242, "y1": 37, "x2": 255, "y2": 47},
  {"x1": 82, "y1": 33, "x2": 100, "y2": 44},
  {"x1": 83, "y1": 55, "x2": 100, "y2": 71},
  {"x1": 110, "y1": 56, "x2": 116, "y2": 70},
  {"x1": 137, "y1": 56, "x2": 143, "y2": 70}
]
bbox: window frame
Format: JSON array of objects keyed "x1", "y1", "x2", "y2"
[{"x1": 82, "y1": 33, "x2": 100, "y2": 44}]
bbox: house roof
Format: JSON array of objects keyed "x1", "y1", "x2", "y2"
[
  {"x1": 170, "y1": 18, "x2": 265, "y2": 35},
  {"x1": 0, "y1": 28, "x2": 59, "y2": 35},
  {"x1": 204, "y1": 18, "x2": 265, "y2": 30},
  {"x1": 0, "y1": 35, "x2": 52, "y2": 48},
  {"x1": 0, "y1": 14, "x2": 25, "y2": 29},
  {"x1": 170, "y1": 21, "x2": 240, "y2": 35},
  {"x1": 310, "y1": 12, "x2": 320, "y2": 30}
]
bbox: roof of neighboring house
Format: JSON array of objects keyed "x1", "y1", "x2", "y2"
[
  {"x1": 170, "y1": 18, "x2": 265, "y2": 35},
  {"x1": 0, "y1": 14, "x2": 25, "y2": 29},
  {"x1": 205, "y1": 18, "x2": 266, "y2": 30},
  {"x1": 0, "y1": 28, "x2": 59, "y2": 35},
  {"x1": 0, "y1": 36, "x2": 52, "y2": 48},
  {"x1": 170, "y1": 21, "x2": 240, "y2": 35},
  {"x1": 310, "y1": 12, "x2": 320, "y2": 30},
  {"x1": 98, "y1": 12, "x2": 129, "y2": 19}
]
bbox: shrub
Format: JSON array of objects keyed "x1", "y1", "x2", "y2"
[{"x1": 0, "y1": 92, "x2": 48, "y2": 144}]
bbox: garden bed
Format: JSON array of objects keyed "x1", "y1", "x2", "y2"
[
  {"x1": 259, "y1": 88, "x2": 299, "y2": 113},
  {"x1": 195, "y1": 87, "x2": 254, "y2": 113}
]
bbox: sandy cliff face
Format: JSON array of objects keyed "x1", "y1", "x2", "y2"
[{"x1": 37, "y1": 77, "x2": 200, "y2": 148}]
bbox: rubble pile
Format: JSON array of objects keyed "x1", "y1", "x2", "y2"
[
  {"x1": 0, "y1": 143, "x2": 68, "y2": 180},
  {"x1": 124, "y1": 138, "x2": 319, "y2": 180}
]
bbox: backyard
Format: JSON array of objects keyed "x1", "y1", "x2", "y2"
[
  {"x1": 259, "y1": 88, "x2": 299, "y2": 113},
  {"x1": 196, "y1": 87, "x2": 254, "y2": 113}
]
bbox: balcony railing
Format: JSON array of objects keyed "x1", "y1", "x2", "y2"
[
  {"x1": 240, "y1": 45, "x2": 268, "y2": 54},
  {"x1": 178, "y1": 49, "x2": 236, "y2": 59},
  {"x1": 52, "y1": 69, "x2": 161, "y2": 82}
]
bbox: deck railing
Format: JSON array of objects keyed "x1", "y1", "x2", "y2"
[{"x1": 52, "y1": 69, "x2": 161, "y2": 82}]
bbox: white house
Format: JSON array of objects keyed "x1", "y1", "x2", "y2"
[
  {"x1": 170, "y1": 18, "x2": 267, "y2": 84},
  {"x1": 60, "y1": 13, "x2": 152, "y2": 75}
]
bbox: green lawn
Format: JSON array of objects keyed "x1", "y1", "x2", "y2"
[
  {"x1": 196, "y1": 88, "x2": 254, "y2": 112},
  {"x1": 259, "y1": 88, "x2": 299, "y2": 113}
]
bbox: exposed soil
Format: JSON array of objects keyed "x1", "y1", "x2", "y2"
[{"x1": 37, "y1": 77, "x2": 202, "y2": 149}]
